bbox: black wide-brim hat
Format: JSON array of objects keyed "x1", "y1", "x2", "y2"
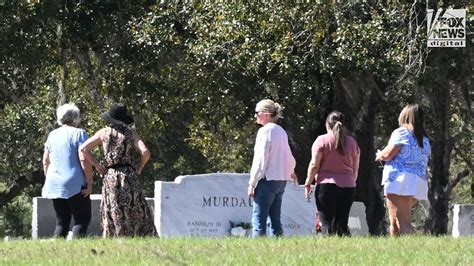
[{"x1": 101, "y1": 103, "x2": 134, "y2": 125}]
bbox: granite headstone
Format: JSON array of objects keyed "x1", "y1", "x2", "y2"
[
  {"x1": 452, "y1": 204, "x2": 474, "y2": 237},
  {"x1": 32, "y1": 194, "x2": 154, "y2": 238},
  {"x1": 155, "y1": 173, "x2": 368, "y2": 237}
]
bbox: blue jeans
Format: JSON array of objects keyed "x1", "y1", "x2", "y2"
[{"x1": 251, "y1": 178, "x2": 287, "y2": 237}]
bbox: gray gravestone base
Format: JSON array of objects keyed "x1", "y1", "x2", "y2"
[
  {"x1": 32, "y1": 195, "x2": 154, "y2": 239},
  {"x1": 32, "y1": 173, "x2": 368, "y2": 238},
  {"x1": 452, "y1": 204, "x2": 474, "y2": 237}
]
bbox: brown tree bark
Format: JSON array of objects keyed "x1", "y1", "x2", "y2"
[
  {"x1": 333, "y1": 71, "x2": 387, "y2": 235},
  {"x1": 0, "y1": 171, "x2": 43, "y2": 208},
  {"x1": 56, "y1": 24, "x2": 67, "y2": 106},
  {"x1": 423, "y1": 35, "x2": 472, "y2": 235},
  {"x1": 73, "y1": 50, "x2": 105, "y2": 110}
]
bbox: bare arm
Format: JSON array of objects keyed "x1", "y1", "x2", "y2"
[
  {"x1": 305, "y1": 152, "x2": 323, "y2": 186},
  {"x1": 304, "y1": 152, "x2": 323, "y2": 200},
  {"x1": 42, "y1": 151, "x2": 50, "y2": 175},
  {"x1": 80, "y1": 129, "x2": 106, "y2": 175},
  {"x1": 133, "y1": 132, "x2": 150, "y2": 176},
  {"x1": 353, "y1": 152, "x2": 360, "y2": 181},
  {"x1": 375, "y1": 144, "x2": 401, "y2": 162},
  {"x1": 79, "y1": 150, "x2": 93, "y2": 197}
]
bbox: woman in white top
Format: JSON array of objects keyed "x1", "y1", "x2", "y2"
[
  {"x1": 376, "y1": 104, "x2": 430, "y2": 236},
  {"x1": 248, "y1": 99, "x2": 297, "y2": 237}
]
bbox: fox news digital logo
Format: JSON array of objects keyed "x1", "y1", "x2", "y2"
[{"x1": 427, "y1": 9, "x2": 466, "y2": 48}]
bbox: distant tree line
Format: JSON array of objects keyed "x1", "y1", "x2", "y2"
[{"x1": 0, "y1": 1, "x2": 471, "y2": 236}]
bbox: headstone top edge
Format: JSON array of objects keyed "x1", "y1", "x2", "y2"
[
  {"x1": 452, "y1": 204, "x2": 474, "y2": 207},
  {"x1": 155, "y1": 173, "x2": 251, "y2": 184}
]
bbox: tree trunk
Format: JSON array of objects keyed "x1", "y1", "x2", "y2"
[
  {"x1": 0, "y1": 171, "x2": 43, "y2": 208},
  {"x1": 423, "y1": 49, "x2": 451, "y2": 234},
  {"x1": 424, "y1": 37, "x2": 472, "y2": 234},
  {"x1": 73, "y1": 50, "x2": 104, "y2": 110},
  {"x1": 425, "y1": 138, "x2": 450, "y2": 234},
  {"x1": 468, "y1": 32, "x2": 474, "y2": 204},
  {"x1": 333, "y1": 71, "x2": 386, "y2": 235},
  {"x1": 471, "y1": 179, "x2": 474, "y2": 204},
  {"x1": 57, "y1": 24, "x2": 67, "y2": 106}
]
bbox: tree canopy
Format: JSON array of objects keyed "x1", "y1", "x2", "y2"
[{"x1": 0, "y1": 1, "x2": 472, "y2": 237}]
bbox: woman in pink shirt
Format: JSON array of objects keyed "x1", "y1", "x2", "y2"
[{"x1": 304, "y1": 111, "x2": 360, "y2": 236}]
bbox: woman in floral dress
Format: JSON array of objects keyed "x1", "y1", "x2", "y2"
[{"x1": 81, "y1": 103, "x2": 156, "y2": 237}]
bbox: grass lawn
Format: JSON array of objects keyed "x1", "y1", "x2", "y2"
[{"x1": 1, "y1": 236, "x2": 473, "y2": 265}]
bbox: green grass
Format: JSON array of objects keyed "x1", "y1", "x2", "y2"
[{"x1": 0, "y1": 236, "x2": 473, "y2": 265}]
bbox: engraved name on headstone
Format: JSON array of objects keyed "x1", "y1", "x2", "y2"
[{"x1": 155, "y1": 173, "x2": 368, "y2": 237}]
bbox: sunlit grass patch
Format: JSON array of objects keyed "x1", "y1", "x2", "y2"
[{"x1": 0, "y1": 236, "x2": 473, "y2": 265}]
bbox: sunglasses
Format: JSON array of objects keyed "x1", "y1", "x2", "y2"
[{"x1": 254, "y1": 111, "x2": 272, "y2": 116}]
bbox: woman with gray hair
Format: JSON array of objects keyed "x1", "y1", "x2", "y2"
[
  {"x1": 42, "y1": 103, "x2": 92, "y2": 239},
  {"x1": 248, "y1": 99, "x2": 297, "y2": 237}
]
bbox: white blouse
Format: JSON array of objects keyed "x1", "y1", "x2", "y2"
[{"x1": 249, "y1": 123, "x2": 296, "y2": 187}]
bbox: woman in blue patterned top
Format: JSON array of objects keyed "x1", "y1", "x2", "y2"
[{"x1": 375, "y1": 104, "x2": 430, "y2": 236}]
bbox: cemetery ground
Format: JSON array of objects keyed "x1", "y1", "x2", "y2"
[{"x1": 1, "y1": 236, "x2": 473, "y2": 265}]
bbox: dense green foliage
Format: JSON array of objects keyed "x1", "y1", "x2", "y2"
[
  {"x1": 1, "y1": 237, "x2": 474, "y2": 265},
  {"x1": 0, "y1": 1, "x2": 472, "y2": 237}
]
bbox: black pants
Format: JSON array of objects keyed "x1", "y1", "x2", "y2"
[
  {"x1": 52, "y1": 192, "x2": 91, "y2": 238},
  {"x1": 315, "y1": 183, "x2": 356, "y2": 236}
]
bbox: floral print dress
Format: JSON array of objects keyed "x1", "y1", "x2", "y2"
[{"x1": 101, "y1": 125, "x2": 156, "y2": 237}]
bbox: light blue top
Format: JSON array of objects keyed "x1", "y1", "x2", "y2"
[
  {"x1": 42, "y1": 126, "x2": 88, "y2": 199},
  {"x1": 382, "y1": 127, "x2": 430, "y2": 184}
]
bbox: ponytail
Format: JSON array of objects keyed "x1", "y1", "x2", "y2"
[
  {"x1": 256, "y1": 99, "x2": 284, "y2": 121},
  {"x1": 326, "y1": 111, "x2": 346, "y2": 154},
  {"x1": 273, "y1": 102, "x2": 283, "y2": 119},
  {"x1": 333, "y1": 121, "x2": 345, "y2": 154}
]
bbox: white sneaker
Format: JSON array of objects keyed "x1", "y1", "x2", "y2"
[{"x1": 66, "y1": 231, "x2": 74, "y2": 241}]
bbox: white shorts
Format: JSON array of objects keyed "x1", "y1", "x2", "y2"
[{"x1": 383, "y1": 172, "x2": 428, "y2": 201}]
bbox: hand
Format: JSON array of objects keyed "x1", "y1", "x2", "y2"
[
  {"x1": 135, "y1": 166, "x2": 143, "y2": 176},
  {"x1": 304, "y1": 185, "x2": 313, "y2": 201},
  {"x1": 247, "y1": 185, "x2": 255, "y2": 198},
  {"x1": 375, "y1": 149, "x2": 382, "y2": 161},
  {"x1": 375, "y1": 149, "x2": 383, "y2": 161},
  {"x1": 96, "y1": 164, "x2": 106, "y2": 176},
  {"x1": 81, "y1": 183, "x2": 92, "y2": 197},
  {"x1": 290, "y1": 172, "x2": 298, "y2": 184}
]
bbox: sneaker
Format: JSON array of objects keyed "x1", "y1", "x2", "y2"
[{"x1": 66, "y1": 231, "x2": 74, "y2": 241}]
